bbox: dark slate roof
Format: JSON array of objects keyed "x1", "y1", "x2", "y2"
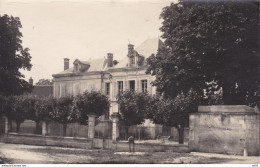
[{"x1": 31, "y1": 85, "x2": 53, "y2": 97}]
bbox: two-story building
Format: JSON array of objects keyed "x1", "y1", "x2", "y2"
[{"x1": 52, "y1": 37, "x2": 163, "y2": 118}]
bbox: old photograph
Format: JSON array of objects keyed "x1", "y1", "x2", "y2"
[{"x1": 0, "y1": 0, "x2": 259, "y2": 165}]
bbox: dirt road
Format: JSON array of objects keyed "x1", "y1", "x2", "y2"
[{"x1": 0, "y1": 143, "x2": 259, "y2": 164}]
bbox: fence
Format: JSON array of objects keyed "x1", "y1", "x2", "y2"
[
  {"x1": 4, "y1": 119, "x2": 189, "y2": 143},
  {"x1": 119, "y1": 125, "x2": 189, "y2": 142},
  {"x1": 6, "y1": 119, "x2": 112, "y2": 139}
]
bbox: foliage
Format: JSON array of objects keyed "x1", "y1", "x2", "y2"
[
  {"x1": 147, "y1": 90, "x2": 200, "y2": 128},
  {"x1": 74, "y1": 91, "x2": 109, "y2": 125},
  {"x1": 0, "y1": 95, "x2": 6, "y2": 116},
  {"x1": 117, "y1": 91, "x2": 152, "y2": 126},
  {"x1": 0, "y1": 15, "x2": 32, "y2": 96},
  {"x1": 146, "y1": 1, "x2": 259, "y2": 107},
  {"x1": 34, "y1": 96, "x2": 56, "y2": 122},
  {"x1": 6, "y1": 96, "x2": 27, "y2": 132},
  {"x1": 35, "y1": 79, "x2": 53, "y2": 86},
  {"x1": 52, "y1": 96, "x2": 76, "y2": 136}
]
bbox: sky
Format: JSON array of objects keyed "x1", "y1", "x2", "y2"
[{"x1": 0, "y1": 0, "x2": 174, "y2": 83}]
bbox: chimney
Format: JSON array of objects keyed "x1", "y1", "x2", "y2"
[
  {"x1": 29, "y1": 77, "x2": 33, "y2": 85},
  {"x1": 128, "y1": 44, "x2": 134, "y2": 54},
  {"x1": 107, "y1": 53, "x2": 113, "y2": 67},
  {"x1": 64, "y1": 58, "x2": 70, "y2": 70}
]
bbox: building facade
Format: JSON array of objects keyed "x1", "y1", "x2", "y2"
[{"x1": 52, "y1": 37, "x2": 162, "y2": 117}]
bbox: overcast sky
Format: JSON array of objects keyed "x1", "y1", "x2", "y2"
[{"x1": 0, "y1": 0, "x2": 174, "y2": 83}]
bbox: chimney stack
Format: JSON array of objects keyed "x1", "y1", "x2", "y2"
[
  {"x1": 29, "y1": 77, "x2": 33, "y2": 85},
  {"x1": 64, "y1": 58, "x2": 70, "y2": 70},
  {"x1": 107, "y1": 53, "x2": 113, "y2": 67},
  {"x1": 128, "y1": 44, "x2": 134, "y2": 54}
]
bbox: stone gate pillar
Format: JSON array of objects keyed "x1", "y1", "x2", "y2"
[
  {"x1": 111, "y1": 113, "x2": 120, "y2": 141},
  {"x1": 42, "y1": 121, "x2": 47, "y2": 136},
  {"x1": 3, "y1": 116, "x2": 8, "y2": 134},
  {"x1": 88, "y1": 114, "x2": 96, "y2": 139}
]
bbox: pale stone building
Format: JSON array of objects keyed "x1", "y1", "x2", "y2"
[{"x1": 52, "y1": 37, "x2": 163, "y2": 117}]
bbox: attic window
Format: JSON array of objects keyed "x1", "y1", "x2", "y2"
[
  {"x1": 130, "y1": 56, "x2": 135, "y2": 65},
  {"x1": 75, "y1": 64, "x2": 79, "y2": 71}
]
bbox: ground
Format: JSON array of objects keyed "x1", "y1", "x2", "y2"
[{"x1": 0, "y1": 143, "x2": 259, "y2": 164}]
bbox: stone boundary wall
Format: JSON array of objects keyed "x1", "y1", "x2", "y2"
[
  {"x1": 189, "y1": 105, "x2": 260, "y2": 156},
  {"x1": 0, "y1": 133, "x2": 189, "y2": 152},
  {"x1": 1, "y1": 133, "x2": 93, "y2": 149}
]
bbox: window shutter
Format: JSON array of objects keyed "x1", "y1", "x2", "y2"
[
  {"x1": 147, "y1": 80, "x2": 151, "y2": 94},
  {"x1": 113, "y1": 81, "x2": 117, "y2": 98}
]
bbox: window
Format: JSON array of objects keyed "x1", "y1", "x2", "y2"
[
  {"x1": 129, "y1": 80, "x2": 135, "y2": 91},
  {"x1": 75, "y1": 64, "x2": 79, "y2": 71},
  {"x1": 118, "y1": 81, "x2": 123, "y2": 94},
  {"x1": 130, "y1": 56, "x2": 135, "y2": 65},
  {"x1": 105, "y1": 83, "x2": 110, "y2": 96},
  {"x1": 141, "y1": 80, "x2": 147, "y2": 93}
]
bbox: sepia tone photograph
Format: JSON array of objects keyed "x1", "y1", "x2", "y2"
[{"x1": 0, "y1": 0, "x2": 259, "y2": 165}]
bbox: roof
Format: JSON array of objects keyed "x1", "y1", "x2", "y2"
[
  {"x1": 54, "y1": 57, "x2": 107, "y2": 76},
  {"x1": 31, "y1": 85, "x2": 53, "y2": 97},
  {"x1": 53, "y1": 37, "x2": 162, "y2": 77},
  {"x1": 135, "y1": 37, "x2": 162, "y2": 58},
  {"x1": 114, "y1": 37, "x2": 162, "y2": 68}
]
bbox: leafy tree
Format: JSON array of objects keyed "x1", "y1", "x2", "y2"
[
  {"x1": 147, "y1": 1, "x2": 259, "y2": 107},
  {"x1": 8, "y1": 96, "x2": 27, "y2": 132},
  {"x1": 35, "y1": 79, "x2": 53, "y2": 86},
  {"x1": 19, "y1": 95, "x2": 41, "y2": 133},
  {"x1": 52, "y1": 96, "x2": 76, "y2": 136},
  {"x1": 117, "y1": 91, "x2": 151, "y2": 127},
  {"x1": 74, "y1": 91, "x2": 109, "y2": 125},
  {"x1": 0, "y1": 15, "x2": 32, "y2": 96},
  {"x1": 146, "y1": 90, "x2": 199, "y2": 143},
  {"x1": 117, "y1": 91, "x2": 153, "y2": 138},
  {"x1": 34, "y1": 96, "x2": 56, "y2": 126}
]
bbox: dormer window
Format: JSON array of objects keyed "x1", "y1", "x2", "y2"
[
  {"x1": 130, "y1": 56, "x2": 135, "y2": 65},
  {"x1": 75, "y1": 63, "x2": 79, "y2": 71}
]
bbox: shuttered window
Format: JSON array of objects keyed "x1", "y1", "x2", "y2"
[
  {"x1": 141, "y1": 80, "x2": 147, "y2": 93},
  {"x1": 118, "y1": 81, "x2": 123, "y2": 95}
]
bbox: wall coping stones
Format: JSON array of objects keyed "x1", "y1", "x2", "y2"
[{"x1": 198, "y1": 105, "x2": 256, "y2": 113}]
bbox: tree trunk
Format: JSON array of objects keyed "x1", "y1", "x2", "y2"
[
  {"x1": 16, "y1": 122, "x2": 21, "y2": 133},
  {"x1": 178, "y1": 125, "x2": 184, "y2": 144},
  {"x1": 63, "y1": 124, "x2": 67, "y2": 136}
]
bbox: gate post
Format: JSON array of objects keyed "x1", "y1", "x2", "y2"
[
  {"x1": 111, "y1": 113, "x2": 120, "y2": 141},
  {"x1": 88, "y1": 114, "x2": 96, "y2": 139},
  {"x1": 4, "y1": 116, "x2": 8, "y2": 134},
  {"x1": 42, "y1": 121, "x2": 47, "y2": 136}
]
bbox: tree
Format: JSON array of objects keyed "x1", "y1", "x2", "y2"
[
  {"x1": 74, "y1": 91, "x2": 109, "y2": 125},
  {"x1": 0, "y1": 15, "x2": 32, "y2": 96},
  {"x1": 52, "y1": 96, "x2": 76, "y2": 136},
  {"x1": 147, "y1": 90, "x2": 200, "y2": 143},
  {"x1": 147, "y1": 1, "x2": 259, "y2": 107},
  {"x1": 117, "y1": 91, "x2": 151, "y2": 127},
  {"x1": 20, "y1": 95, "x2": 40, "y2": 133},
  {"x1": 35, "y1": 79, "x2": 53, "y2": 86},
  {"x1": 8, "y1": 96, "x2": 27, "y2": 132}
]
